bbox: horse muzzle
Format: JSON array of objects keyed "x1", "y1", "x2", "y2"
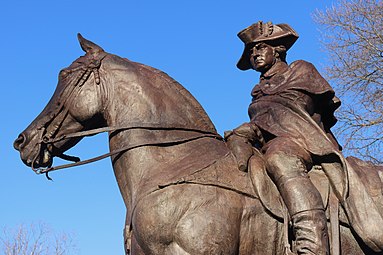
[
  {"x1": 14, "y1": 133, "x2": 27, "y2": 151},
  {"x1": 14, "y1": 132, "x2": 53, "y2": 169}
]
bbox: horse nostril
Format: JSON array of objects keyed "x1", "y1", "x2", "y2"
[{"x1": 14, "y1": 133, "x2": 26, "y2": 151}]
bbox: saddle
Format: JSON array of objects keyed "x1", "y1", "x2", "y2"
[{"x1": 179, "y1": 149, "x2": 383, "y2": 253}]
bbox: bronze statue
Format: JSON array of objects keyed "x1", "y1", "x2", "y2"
[
  {"x1": 14, "y1": 31, "x2": 383, "y2": 254},
  {"x1": 233, "y1": 21, "x2": 343, "y2": 254}
]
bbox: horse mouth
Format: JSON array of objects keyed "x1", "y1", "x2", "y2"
[
  {"x1": 41, "y1": 149, "x2": 53, "y2": 166},
  {"x1": 26, "y1": 147, "x2": 53, "y2": 170}
]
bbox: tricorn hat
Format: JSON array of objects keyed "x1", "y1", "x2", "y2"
[{"x1": 236, "y1": 21, "x2": 299, "y2": 70}]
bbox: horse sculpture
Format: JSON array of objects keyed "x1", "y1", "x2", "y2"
[{"x1": 14, "y1": 34, "x2": 383, "y2": 254}]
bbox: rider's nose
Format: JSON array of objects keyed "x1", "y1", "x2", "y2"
[
  {"x1": 250, "y1": 49, "x2": 258, "y2": 58},
  {"x1": 14, "y1": 133, "x2": 26, "y2": 151}
]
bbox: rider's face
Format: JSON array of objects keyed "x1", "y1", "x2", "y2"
[{"x1": 249, "y1": 43, "x2": 276, "y2": 73}]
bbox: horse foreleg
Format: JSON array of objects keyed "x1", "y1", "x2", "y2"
[
  {"x1": 130, "y1": 232, "x2": 146, "y2": 255},
  {"x1": 124, "y1": 214, "x2": 146, "y2": 255},
  {"x1": 132, "y1": 185, "x2": 243, "y2": 254},
  {"x1": 123, "y1": 223, "x2": 131, "y2": 254}
]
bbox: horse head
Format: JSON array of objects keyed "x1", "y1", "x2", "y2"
[
  {"x1": 14, "y1": 34, "x2": 108, "y2": 171},
  {"x1": 14, "y1": 34, "x2": 217, "y2": 174}
]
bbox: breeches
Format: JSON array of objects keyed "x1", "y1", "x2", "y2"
[
  {"x1": 262, "y1": 137, "x2": 324, "y2": 215},
  {"x1": 263, "y1": 137, "x2": 313, "y2": 182}
]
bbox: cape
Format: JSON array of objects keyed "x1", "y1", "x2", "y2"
[
  {"x1": 249, "y1": 60, "x2": 348, "y2": 200},
  {"x1": 249, "y1": 60, "x2": 341, "y2": 155}
]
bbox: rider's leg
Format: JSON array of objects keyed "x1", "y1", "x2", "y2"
[{"x1": 264, "y1": 140, "x2": 329, "y2": 255}]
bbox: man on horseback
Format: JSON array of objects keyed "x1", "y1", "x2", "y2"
[{"x1": 228, "y1": 21, "x2": 346, "y2": 255}]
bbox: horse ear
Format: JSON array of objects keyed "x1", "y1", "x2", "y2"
[{"x1": 77, "y1": 33, "x2": 104, "y2": 55}]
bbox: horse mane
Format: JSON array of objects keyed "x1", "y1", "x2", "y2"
[{"x1": 108, "y1": 54, "x2": 217, "y2": 133}]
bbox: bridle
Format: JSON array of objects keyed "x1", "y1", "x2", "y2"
[
  {"x1": 31, "y1": 52, "x2": 105, "y2": 174},
  {"x1": 34, "y1": 52, "x2": 222, "y2": 179}
]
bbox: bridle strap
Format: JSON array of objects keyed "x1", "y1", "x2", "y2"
[
  {"x1": 39, "y1": 132, "x2": 221, "y2": 175},
  {"x1": 39, "y1": 54, "x2": 106, "y2": 147}
]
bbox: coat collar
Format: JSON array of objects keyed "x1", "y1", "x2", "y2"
[{"x1": 261, "y1": 61, "x2": 289, "y2": 79}]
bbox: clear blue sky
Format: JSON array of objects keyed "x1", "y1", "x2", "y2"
[{"x1": 2, "y1": 1, "x2": 336, "y2": 254}]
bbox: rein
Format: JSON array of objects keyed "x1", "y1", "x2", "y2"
[{"x1": 38, "y1": 125, "x2": 222, "y2": 178}]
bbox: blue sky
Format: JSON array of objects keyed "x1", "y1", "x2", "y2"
[{"x1": 2, "y1": 1, "x2": 337, "y2": 254}]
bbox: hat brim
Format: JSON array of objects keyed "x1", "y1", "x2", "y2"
[
  {"x1": 236, "y1": 44, "x2": 254, "y2": 71},
  {"x1": 236, "y1": 35, "x2": 298, "y2": 71}
]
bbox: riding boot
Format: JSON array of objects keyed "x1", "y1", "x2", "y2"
[
  {"x1": 291, "y1": 209, "x2": 329, "y2": 255},
  {"x1": 278, "y1": 176, "x2": 329, "y2": 255}
]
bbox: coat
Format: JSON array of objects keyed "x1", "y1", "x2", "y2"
[
  {"x1": 249, "y1": 60, "x2": 341, "y2": 155},
  {"x1": 248, "y1": 60, "x2": 347, "y2": 199}
]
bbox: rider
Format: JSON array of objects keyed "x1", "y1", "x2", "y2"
[{"x1": 230, "y1": 21, "x2": 346, "y2": 255}]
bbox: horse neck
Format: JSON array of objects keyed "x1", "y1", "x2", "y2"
[
  {"x1": 104, "y1": 61, "x2": 215, "y2": 131},
  {"x1": 101, "y1": 59, "x2": 217, "y2": 208}
]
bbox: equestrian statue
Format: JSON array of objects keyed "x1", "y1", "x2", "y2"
[{"x1": 14, "y1": 22, "x2": 383, "y2": 254}]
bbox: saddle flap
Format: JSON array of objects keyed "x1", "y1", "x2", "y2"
[
  {"x1": 249, "y1": 155, "x2": 330, "y2": 220},
  {"x1": 308, "y1": 166, "x2": 330, "y2": 210},
  {"x1": 249, "y1": 155, "x2": 284, "y2": 219}
]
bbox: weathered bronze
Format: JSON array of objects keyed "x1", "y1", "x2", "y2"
[
  {"x1": 236, "y1": 21, "x2": 339, "y2": 254},
  {"x1": 14, "y1": 30, "x2": 383, "y2": 254}
]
